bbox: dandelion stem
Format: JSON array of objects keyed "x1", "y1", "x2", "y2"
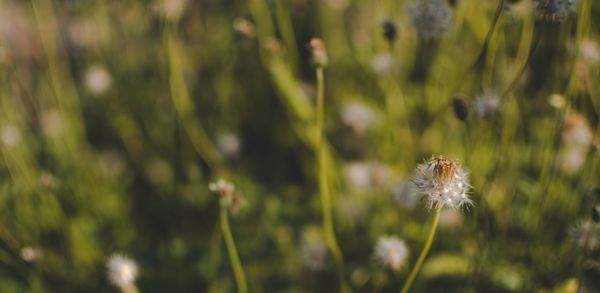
[
  {"x1": 315, "y1": 67, "x2": 347, "y2": 292},
  {"x1": 401, "y1": 208, "x2": 441, "y2": 293},
  {"x1": 220, "y1": 207, "x2": 248, "y2": 293}
]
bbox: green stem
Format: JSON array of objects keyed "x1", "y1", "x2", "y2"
[
  {"x1": 220, "y1": 207, "x2": 248, "y2": 293},
  {"x1": 401, "y1": 208, "x2": 441, "y2": 293},
  {"x1": 315, "y1": 67, "x2": 346, "y2": 291}
]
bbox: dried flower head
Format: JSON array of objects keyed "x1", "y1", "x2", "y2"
[
  {"x1": 413, "y1": 156, "x2": 472, "y2": 210},
  {"x1": 534, "y1": 0, "x2": 577, "y2": 22},
  {"x1": 107, "y1": 254, "x2": 138, "y2": 292},
  {"x1": 408, "y1": 0, "x2": 453, "y2": 41},
  {"x1": 374, "y1": 236, "x2": 409, "y2": 271},
  {"x1": 308, "y1": 38, "x2": 328, "y2": 67}
]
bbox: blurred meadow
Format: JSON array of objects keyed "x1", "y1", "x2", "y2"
[{"x1": 1, "y1": 0, "x2": 600, "y2": 292}]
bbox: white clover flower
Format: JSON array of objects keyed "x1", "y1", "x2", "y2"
[
  {"x1": 413, "y1": 156, "x2": 472, "y2": 210},
  {"x1": 107, "y1": 254, "x2": 138, "y2": 292},
  {"x1": 408, "y1": 0, "x2": 453, "y2": 41},
  {"x1": 374, "y1": 236, "x2": 409, "y2": 271},
  {"x1": 534, "y1": 0, "x2": 577, "y2": 22}
]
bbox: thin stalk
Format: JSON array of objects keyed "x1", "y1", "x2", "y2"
[
  {"x1": 401, "y1": 208, "x2": 441, "y2": 293},
  {"x1": 220, "y1": 207, "x2": 248, "y2": 293},
  {"x1": 315, "y1": 67, "x2": 346, "y2": 291}
]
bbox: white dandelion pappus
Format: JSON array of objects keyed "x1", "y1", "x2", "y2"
[
  {"x1": 107, "y1": 254, "x2": 138, "y2": 292},
  {"x1": 413, "y1": 156, "x2": 472, "y2": 210},
  {"x1": 374, "y1": 236, "x2": 409, "y2": 271}
]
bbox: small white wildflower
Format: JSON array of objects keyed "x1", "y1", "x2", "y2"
[
  {"x1": 413, "y1": 156, "x2": 472, "y2": 210},
  {"x1": 562, "y1": 112, "x2": 593, "y2": 147},
  {"x1": 548, "y1": 94, "x2": 566, "y2": 109},
  {"x1": 474, "y1": 90, "x2": 501, "y2": 119},
  {"x1": 560, "y1": 146, "x2": 586, "y2": 175},
  {"x1": 301, "y1": 240, "x2": 330, "y2": 271},
  {"x1": 341, "y1": 102, "x2": 377, "y2": 135},
  {"x1": 85, "y1": 65, "x2": 112, "y2": 95},
  {"x1": 217, "y1": 133, "x2": 241, "y2": 159},
  {"x1": 0, "y1": 124, "x2": 21, "y2": 147},
  {"x1": 374, "y1": 236, "x2": 409, "y2": 271},
  {"x1": 107, "y1": 254, "x2": 138, "y2": 292},
  {"x1": 209, "y1": 179, "x2": 235, "y2": 197},
  {"x1": 20, "y1": 246, "x2": 42, "y2": 262},
  {"x1": 371, "y1": 52, "x2": 394, "y2": 76},
  {"x1": 344, "y1": 162, "x2": 390, "y2": 190}
]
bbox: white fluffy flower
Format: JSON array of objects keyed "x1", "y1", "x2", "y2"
[
  {"x1": 374, "y1": 236, "x2": 409, "y2": 271},
  {"x1": 209, "y1": 179, "x2": 235, "y2": 197},
  {"x1": 474, "y1": 91, "x2": 500, "y2": 119},
  {"x1": 107, "y1": 254, "x2": 138, "y2": 291},
  {"x1": 85, "y1": 65, "x2": 112, "y2": 95},
  {"x1": 340, "y1": 102, "x2": 377, "y2": 135},
  {"x1": 413, "y1": 156, "x2": 472, "y2": 210}
]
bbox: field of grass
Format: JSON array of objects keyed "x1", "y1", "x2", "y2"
[{"x1": 0, "y1": 0, "x2": 599, "y2": 292}]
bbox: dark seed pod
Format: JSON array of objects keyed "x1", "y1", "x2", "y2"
[
  {"x1": 452, "y1": 95, "x2": 469, "y2": 122},
  {"x1": 382, "y1": 19, "x2": 398, "y2": 43}
]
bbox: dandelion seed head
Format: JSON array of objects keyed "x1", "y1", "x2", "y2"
[
  {"x1": 301, "y1": 240, "x2": 330, "y2": 271},
  {"x1": 534, "y1": 0, "x2": 577, "y2": 22},
  {"x1": 413, "y1": 156, "x2": 472, "y2": 210},
  {"x1": 408, "y1": 0, "x2": 453, "y2": 41},
  {"x1": 374, "y1": 236, "x2": 409, "y2": 271},
  {"x1": 107, "y1": 254, "x2": 138, "y2": 291},
  {"x1": 568, "y1": 220, "x2": 599, "y2": 251},
  {"x1": 217, "y1": 133, "x2": 241, "y2": 159},
  {"x1": 474, "y1": 91, "x2": 501, "y2": 119},
  {"x1": 85, "y1": 65, "x2": 112, "y2": 95},
  {"x1": 341, "y1": 102, "x2": 377, "y2": 135}
]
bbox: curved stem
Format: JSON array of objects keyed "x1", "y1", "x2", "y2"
[
  {"x1": 315, "y1": 67, "x2": 347, "y2": 292},
  {"x1": 220, "y1": 208, "x2": 248, "y2": 293},
  {"x1": 401, "y1": 208, "x2": 441, "y2": 293}
]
